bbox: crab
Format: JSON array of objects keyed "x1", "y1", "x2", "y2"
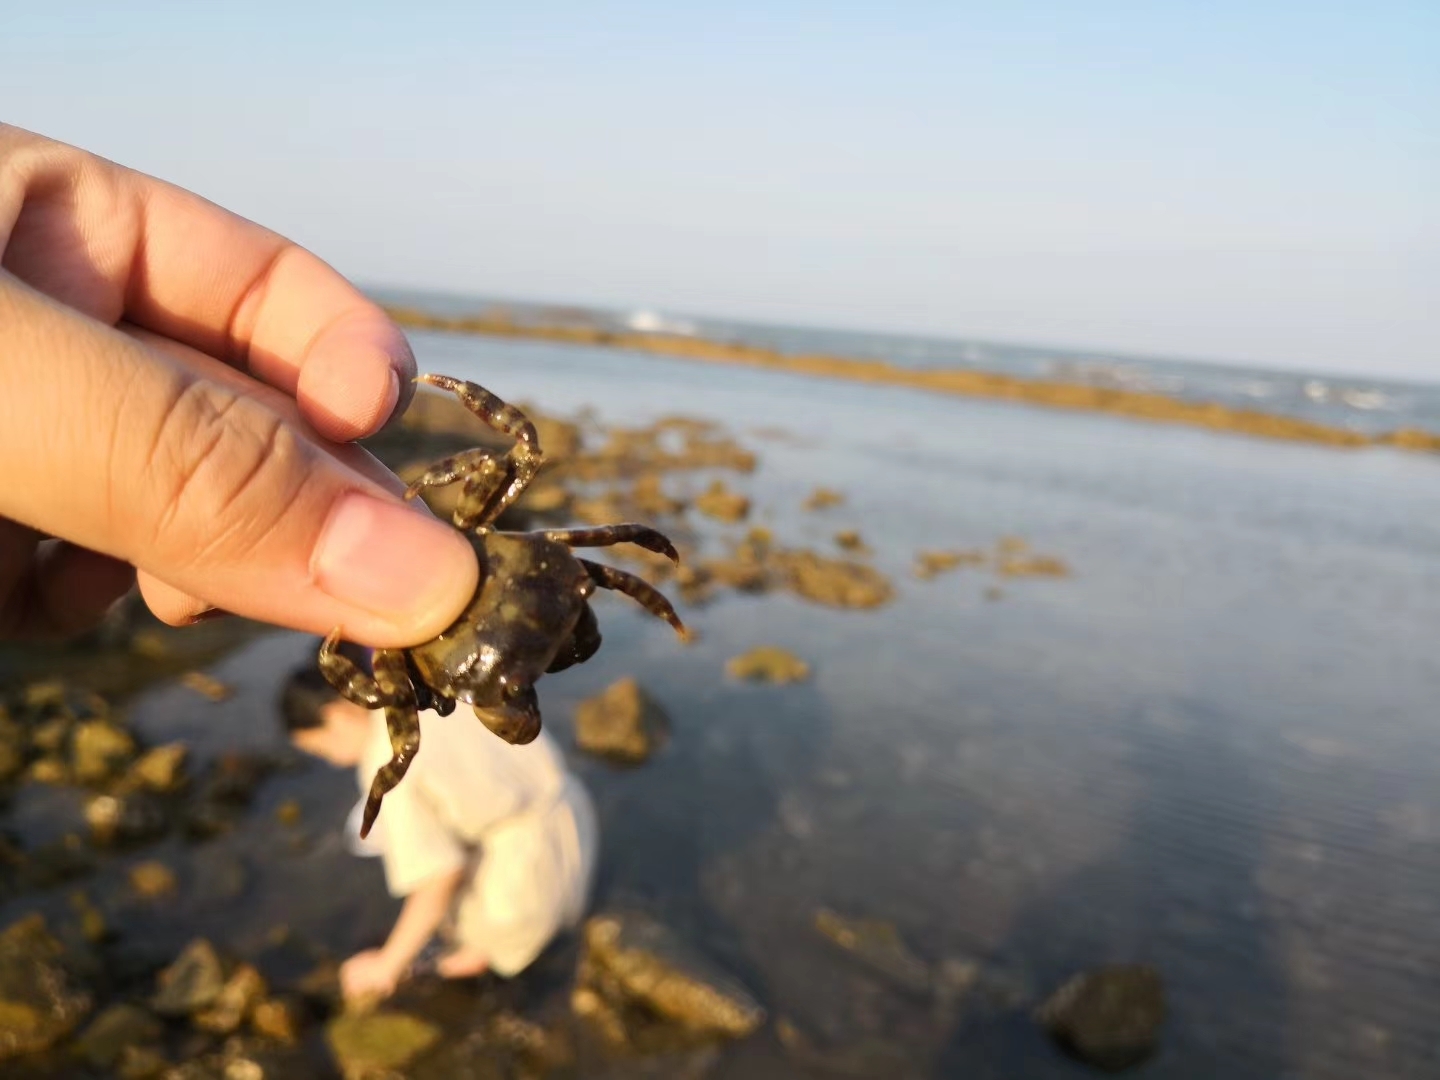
[{"x1": 319, "y1": 374, "x2": 689, "y2": 837}]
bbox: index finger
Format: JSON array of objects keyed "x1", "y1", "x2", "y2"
[{"x1": 0, "y1": 124, "x2": 416, "y2": 443}]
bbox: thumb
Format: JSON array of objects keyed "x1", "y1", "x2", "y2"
[{"x1": 0, "y1": 274, "x2": 478, "y2": 648}]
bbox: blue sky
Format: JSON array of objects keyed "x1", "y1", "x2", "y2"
[{"x1": 2, "y1": 2, "x2": 1435, "y2": 380}]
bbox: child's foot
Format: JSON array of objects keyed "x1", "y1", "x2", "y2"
[{"x1": 437, "y1": 945, "x2": 490, "y2": 979}]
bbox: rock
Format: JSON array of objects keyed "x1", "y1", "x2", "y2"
[
  {"x1": 179, "y1": 671, "x2": 234, "y2": 702},
  {"x1": 693, "y1": 480, "x2": 750, "y2": 523},
  {"x1": 71, "y1": 719, "x2": 137, "y2": 784},
  {"x1": 85, "y1": 791, "x2": 169, "y2": 847},
  {"x1": 116, "y1": 1043, "x2": 170, "y2": 1079},
  {"x1": 130, "y1": 860, "x2": 178, "y2": 898},
  {"x1": 26, "y1": 755, "x2": 71, "y2": 785},
  {"x1": 777, "y1": 551, "x2": 893, "y2": 609},
  {"x1": 0, "y1": 719, "x2": 24, "y2": 782},
  {"x1": 913, "y1": 549, "x2": 987, "y2": 579},
  {"x1": 30, "y1": 716, "x2": 72, "y2": 755},
  {"x1": 813, "y1": 909, "x2": 931, "y2": 994},
  {"x1": 0, "y1": 914, "x2": 94, "y2": 1060},
  {"x1": 125, "y1": 743, "x2": 189, "y2": 793},
  {"x1": 1036, "y1": 964, "x2": 1165, "y2": 1072},
  {"x1": 151, "y1": 939, "x2": 227, "y2": 1017},
  {"x1": 250, "y1": 996, "x2": 303, "y2": 1044},
  {"x1": 324, "y1": 1009, "x2": 441, "y2": 1080},
  {"x1": 194, "y1": 963, "x2": 267, "y2": 1034},
  {"x1": 725, "y1": 646, "x2": 811, "y2": 684},
  {"x1": 69, "y1": 890, "x2": 108, "y2": 944},
  {"x1": 74, "y1": 1002, "x2": 163, "y2": 1069},
  {"x1": 574, "y1": 678, "x2": 670, "y2": 764},
  {"x1": 833, "y1": 530, "x2": 869, "y2": 553},
  {"x1": 577, "y1": 911, "x2": 765, "y2": 1040},
  {"x1": 803, "y1": 487, "x2": 844, "y2": 511},
  {"x1": 993, "y1": 537, "x2": 1070, "y2": 578}
]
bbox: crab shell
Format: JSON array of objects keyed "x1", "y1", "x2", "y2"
[{"x1": 407, "y1": 530, "x2": 601, "y2": 743}]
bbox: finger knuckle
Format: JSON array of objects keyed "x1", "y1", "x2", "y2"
[{"x1": 147, "y1": 379, "x2": 315, "y2": 567}]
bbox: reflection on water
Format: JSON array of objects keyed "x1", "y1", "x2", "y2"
[{"x1": 5, "y1": 330, "x2": 1440, "y2": 1077}]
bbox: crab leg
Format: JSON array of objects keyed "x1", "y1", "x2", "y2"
[
  {"x1": 414, "y1": 373, "x2": 548, "y2": 526},
  {"x1": 403, "y1": 448, "x2": 502, "y2": 501},
  {"x1": 317, "y1": 631, "x2": 422, "y2": 839},
  {"x1": 416, "y1": 374, "x2": 541, "y2": 452},
  {"x1": 542, "y1": 525, "x2": 680, "y2": 564},
  {"x1": 359, "y1": 648, "x2": 423, "y2": 839},
  {"x1": 578, "y1": 558, "x2": 689, "y2": 639}
]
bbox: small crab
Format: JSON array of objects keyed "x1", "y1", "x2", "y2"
[{"x1": 319, "y1": 374, "x2": 688, "y2": 837}]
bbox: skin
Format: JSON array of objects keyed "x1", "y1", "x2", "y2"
[
  {"x1": 291, "y1": 698, "x2": 488, "y2": 1002},
  {"x1": 0, "y1": 124, "x2": 479, "y2": 647}
]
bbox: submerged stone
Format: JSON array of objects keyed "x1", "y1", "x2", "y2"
[
  {"x1": 577, "y1": 911, "x2": 765, "y2": 1040},
  {"x1": 71, "y1": 719, "x2": 137, "y2": 784},
  {"x1": 73, "y1": 1002, "x2": 163, "y2": 1069},
  {"x1": 813, "y1": 908, "x2": 931, "y2": 994},
  {"x1": 325, "y1": 1009, "x2": 441, "y2": 1080},
  {"x1": 725, "y1": 646, "x2": 811, "y2": 684},
  {"x1": 574, "y1": 678, "x2": 670, "y2": 764},
  {"x1": 1036, "y1": 964, "x2": 1166, "y2": 1072},
  {"x1": 151, "y1": 939, "x2": 227, "y2": 1017},
  {"x1": 0, "y1": 914, "x2": 94, "y2": 1060}
]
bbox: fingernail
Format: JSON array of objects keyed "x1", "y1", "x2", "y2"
[{"x1": 313, "y1": 491, "x2": 476, "y2": 630}]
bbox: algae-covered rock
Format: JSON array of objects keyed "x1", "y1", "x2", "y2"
[
  {"x1": 179, "y1": 671, "x2": 233, "y2": 702},
  {"x1": 124, "y1": 743, "x2": 189, "y2": 793},
  {"x1": 913, "y1": 549, "x2": 987, "y2": 579},
  {"x1": 0, "y1": 914, "x2": 94, "y2": 1059},
  {"x1": 85, "y1": 791, "x2": 169, "y2": 847},
  {"x1": 0, "y1": 719, "x2": 24, "y2": 782},
  {"x1": 574, "y1": 678, "x2": 670, "y2": 764},
  {"x1": 250, "y1": 995, "x2": 303, "y2": 1044},
  {"x1": 150, "y1": 939, "x2": 226, "y2": 1017},
  {"x1": 1036, "y1": 964, "x2": 1165, "y2": 1072},
  {"x1": 813, "y1": 908, "x2": 931, "y2": 994},
  {"x1": 73, "y1": 1002, "x2": 163, "y2": 1069},
  {"x1": 129, "y1": 860, "x2": 178, "y2": 898},
  {"x1": 725, "y1": 646, "x2": 811, "y2": 684},
  {"x1": 325, "y1": 1009, "x2": 441, "y2": 1079},
  {"x1": 71, "y1": 719, "x2": 137, "y2": 784},
  {"x1": 803, "y1": 487, "x2": 844, "y2": 511},
  {"x1": 193, "y1": 962, "x2": 267, "y2": 1034},
  {"x1": 778, "y1": 551, "x2": 893, "y2": 609},
  {"x1": 694, "y1": 480, "x2": 750, "y2": 523},
  {"x1": 578, "y1": 911, "x2": 765, "y2": 1039}
]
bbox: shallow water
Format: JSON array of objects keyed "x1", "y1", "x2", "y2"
[{"x1": 6, "y1": 329, "x2": 1440, "y2": 1077}]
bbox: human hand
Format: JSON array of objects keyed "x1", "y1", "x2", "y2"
[
  {"x1": 0, "y1": 124, "x2": 478, "y2": 645},
  {"x1": 339, "y1": 948, "x2": 403, "y2": 1003}
]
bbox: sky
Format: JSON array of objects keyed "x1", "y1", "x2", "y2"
[{"x1": 2, "y1": 2, "x2": 1436, "y2": 381}]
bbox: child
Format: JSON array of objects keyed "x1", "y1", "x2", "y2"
[{"x1": 278, "y1": 645, "x2": 599, "y2": 1003}]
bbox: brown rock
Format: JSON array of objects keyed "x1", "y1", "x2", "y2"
[
  {"x1": 250, "y1": 996, "x2": 303, "y2": 1044},
  {"x1": 913, "y1": 549, "x2": 987, "y2": 579},
  {"x1": 575, "y1": 678, "x2": 670, "y2": 764},
  {"x1": 179, "y1": 671, "x2": 233, "y2": 703},
  {"x1": 778, "y1": 551, "x2": 893, "y2": 609},
  {"x1": 125, "y1": 743, "x2": 189, "y2": 793},
  {"x1": 194, "y1": 963, "x2": 267, "y2": 1034},
  {"x1": 129, "y1": 860, "x2": 178, "y2": 899},
  {"x1": 151, "y1": 939, "x2": 226, "y2": 1017},
  {"x1": 0, "y1": 914, "x2": 94, "y2": 1060},
  {"x1": 803, "y1": 487, "x2": 844, "y2": 511},
  {"x1": 71, "y1": 719, "x2": 137, "y2": 784},
  {"x1": 725, "y1": 647, "x2": 811, "y2": 684},
  {"x1": 694, "y1": 480, "x2": 750, "y2": 523}
]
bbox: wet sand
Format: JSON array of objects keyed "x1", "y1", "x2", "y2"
[{"x1": 3, "y1": 329, "x2": 1440, "y2": 1077}]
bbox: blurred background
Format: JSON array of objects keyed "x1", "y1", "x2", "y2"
[{"x1": 2, "y1": 4, "x2": 1437, "y2": 1078}]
